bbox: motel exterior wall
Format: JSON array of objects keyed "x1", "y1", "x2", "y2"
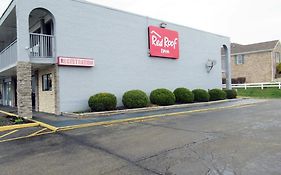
[{"x1": 12, "y1": 0, "x2": 231, "y2": 113}]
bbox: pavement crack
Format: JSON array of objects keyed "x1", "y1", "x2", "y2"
[
  {"x1": 141, "y1": 122, "x2": 221, "y2": 135},
  {"x1": 58, "y1": 132, "x2": 163, "y2": 175},
  {"x1": 135, "y1": 136, "x2": 214, "y2": 164}
]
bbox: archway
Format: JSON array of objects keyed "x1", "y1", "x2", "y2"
[
  {"x1": 29, "y1": 8, "x2": 55, "y2": 58},
  {"x1": 221, "y1": 45, "x2": 232, "y2": 89}
]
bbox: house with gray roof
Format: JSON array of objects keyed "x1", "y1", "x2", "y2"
[{"x1": 222, "y1": 40, "x2": 281, "y2": 83}]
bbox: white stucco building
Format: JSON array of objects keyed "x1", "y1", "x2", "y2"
[{"x1": 0, "y1": 0, "x2": 231, "y2": 118}]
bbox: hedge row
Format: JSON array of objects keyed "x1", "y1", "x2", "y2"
[{"x1": 88, "y1": 88, "x2": 237, "y2": 111}]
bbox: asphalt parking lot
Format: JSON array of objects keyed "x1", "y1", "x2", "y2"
[{"x1": 0, "y1": 99, "x2": 281, "y2": 175}]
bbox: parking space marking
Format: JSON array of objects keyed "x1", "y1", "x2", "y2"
[
  {"x1": 0, "y1": 130, "x2": 18, "y2": 139},
  {"x1": 29, "y1": 128, "x2": 48, "y2": 136},
  {"x1": 0, "y1": 130, "x2": 55, "y2": 143}
]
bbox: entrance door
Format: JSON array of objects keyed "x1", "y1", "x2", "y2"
[
  {"x1": 3, "y1": 81, "x2": 12, "y2": 106},
  {"x1": 0, "y1": 83, "x2": 3, "y2": 105}
]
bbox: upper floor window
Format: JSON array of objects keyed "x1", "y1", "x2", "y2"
[
  {"x1": 42, "y1": 74, "x2": 52, "y2": 91},
  {"x1": 235, "y1": 55, "x2": 245, "y2": 65},
  {"x1": 275, "y1": 52, "x2": 281, "y2": 63}
]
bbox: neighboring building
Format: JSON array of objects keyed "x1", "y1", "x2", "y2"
[
  {"x1": 222, "y1": 40, "x2": 281, "y2": 83},
  {"x1": 0, "y1": 0, "x2": 231, "y2": 117}
]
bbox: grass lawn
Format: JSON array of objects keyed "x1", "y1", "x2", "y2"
[{"x1": 236, "y1": 88, "x2": 281, "y2": 98}]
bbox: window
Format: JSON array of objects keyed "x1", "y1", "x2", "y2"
[
  {"x1": 235, "y1": 55, "x2": 245, "y2": 65},
  {"x1": 275, "y1": 52, "x2": 281, "y2": 63},
  {"x1": 42, "y1": 74, "x2": 52, "y2": 91}
]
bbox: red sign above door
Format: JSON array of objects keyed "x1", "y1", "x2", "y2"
[
  {"x1": 148, "y1": 26, "x2": 179, "y2": 59},
  {"x1": 57, "y1": 57, "x2": 95, "y2": 67}
]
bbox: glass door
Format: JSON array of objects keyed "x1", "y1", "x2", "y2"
[
  {"x1": 3, "y1": 81, "x2": 12, "y2": 106},
  {"x1": 0, "y1": 83, "x2": 3, "y2": 105}
]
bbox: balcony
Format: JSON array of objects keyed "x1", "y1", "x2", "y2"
[
  {"x1": 29, "y1": 33, "x2": 55, "y2": 58},
  {"x1": 0, "y1": 33, "x2": 55, "y2": 72},
  {"x1": 0, "y1": 40, "x2": 17, "y2": 71}
]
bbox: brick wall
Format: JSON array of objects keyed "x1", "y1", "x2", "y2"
[{"x1": 38, "y1": 66, "x2": 57, "y2": 114}]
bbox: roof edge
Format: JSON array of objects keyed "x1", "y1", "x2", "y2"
[
  {"x1": 231, "y1": 49, "x2": 274, "y2": 56},
  {"x1": 0, "y1": 0, "x2": 15, "y2": 26}
]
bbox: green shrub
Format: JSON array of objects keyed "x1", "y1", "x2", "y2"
[
  {"x1": 173, "y1": 87, "x2": 194, "y2": 103},
  {"x1": 209, "y1": 89, "x2": 226, "y2": 101},
  {"x1": 88, "y1": 93, "x2": 117, "y2": 111},
  {"x1": 192, "y1": 89, "x2": 210, "y2": 102},
  {"x1": 224, "y1": 89, "x2": 237, "y2": 99},
  {"x1": 277, "y1": 63, "x2": 281, "y2": 74},
  {"x1": 150, "y1": 88, "x2": 176, "y2": 106},
  {"x1": 14, "y1": 118, "x2": 24, "y2": 124},
  {"x1": 122, "y1": 90, "x2": 149, "y2": 109}
]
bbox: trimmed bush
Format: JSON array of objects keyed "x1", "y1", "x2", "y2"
[
  {"x1": 173, "y1": 87, "x2": 194, "y2": 103},
  {"x1": 88, "y1": 93, "x2": 117, "y2": 111},
  {"x1": 150, "y1": 88, "x2": 176, "y2": 106},
  {"x1": 192, "y1": 89, "x2": 210, "y2": 102},
  {"x1": 209, "y1": 89, "x2": 226, "y2": 101},
  {"x1": 122, "y1": 90, "x2": 149, "y2": 109},
  {"x1": 224, "y1": 89, "x2": 237, "y2": 99}
]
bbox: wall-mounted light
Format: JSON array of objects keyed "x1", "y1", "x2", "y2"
[
  {"x1": 160, "y1": 22, "x2": 167, "y2": 28},
  {"x1": 206, "y1": 59, "x2": 217, "y2": 73}
]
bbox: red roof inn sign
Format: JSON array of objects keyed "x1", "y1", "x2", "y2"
[
  {"x1": 148, "y1": 26, "x2": 179, "y2": 59},
  {"x1": 57, "y1": 57, "x2": 95, "y2": 67}
]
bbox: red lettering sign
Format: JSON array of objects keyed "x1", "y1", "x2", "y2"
[
  {"x1": 57, "y1": 57, "x2": 95, "y2": 67},
  {"x1": 148, "y1": 26, "x2": 179, "y2": 59}
]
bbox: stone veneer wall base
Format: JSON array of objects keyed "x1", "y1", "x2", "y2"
[{"x1": 17, "y1": 61, "x2": 32, "y2": 119}]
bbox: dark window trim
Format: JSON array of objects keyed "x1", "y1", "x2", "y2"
[{"x1": 42, "y1": 73, "x2": 52, "y2": 91}]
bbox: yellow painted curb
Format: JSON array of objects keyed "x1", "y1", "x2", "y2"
[
  {"x1": 58, "y1": 103, "x2": 256, "y2": 132},
  {"x1": 0, "y1": 110, "x2": 18, "y2": 117},
  {"x1": 29, "y1": 119, "x2": 58, "y2": 132},
  {"x1": 75, "y1": 99, "x2": 236, "y2": 118},
  {"x1": 0, "y1": 123, "x2": 39, "y2": 132}
]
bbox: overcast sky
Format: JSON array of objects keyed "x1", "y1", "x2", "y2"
[{"x1": 1, "y1": 0, "x2": 280, "y2": 44}]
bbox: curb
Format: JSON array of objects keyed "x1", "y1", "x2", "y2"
[
  {"x1": 0, "y1": 110, "x2": 18, "y2": 117},
  {"x1": 0, "y1": 123, "x2": 39, "y2": 132},
  {"x1": 64, "y1": 98, "x2": 241, "y2": 118},
  {"x1": 28, "y1": 119, "x2": 58, "y2": 132},
  {"x1": 58, "y1": 102, "x2": 255, "y2": 132}
]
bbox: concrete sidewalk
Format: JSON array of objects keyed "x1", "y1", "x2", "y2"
[{"x1": 32, "y1": 98, "x2": 265, "y2": 128}]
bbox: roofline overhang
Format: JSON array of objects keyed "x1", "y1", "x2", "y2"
[
  {"x1": 0, "y1": 0, "x2": 16, "y2": 27},
  {"x1": 272, "y1": 41, "x2": 280, "y2": 51},
  {"x1": 230, "y1": 49, "x2": 274, "y2": 56}
]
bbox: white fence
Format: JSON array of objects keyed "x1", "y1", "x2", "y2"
[
  {"x1": 0, "y1": 40, "x2": 17, "y2": 71},
  {"x1": 29, "y1": 33, "x2": 55, "y2": 58},
  {"x1": 223, "y1": 82, "x2": 281, "y2": 89}
]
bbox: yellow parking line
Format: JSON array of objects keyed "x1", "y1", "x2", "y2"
[
  {"x1": 0, "y1": 131, "x2": 55, "y2": 143},
  {"x1": 58, "y1": 103, "x2": 256, "y2": 132},
  {"x1": 29, "y1": 128, "x2": 48, "y2": 137},
  {"x1": 0, "y1": 123, "x2": 39, "y2": 132},
  {"x1": 0, "y1": 130, "x2": 18, "y2": 139}
]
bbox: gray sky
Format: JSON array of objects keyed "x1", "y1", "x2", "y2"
[{"x1": 1, "y1": 0, "x2": 280, "y2": 44}]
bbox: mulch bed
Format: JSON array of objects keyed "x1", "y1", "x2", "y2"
[{"x1": 0, "y1": 115, "x2": 15, "y2": 126}]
